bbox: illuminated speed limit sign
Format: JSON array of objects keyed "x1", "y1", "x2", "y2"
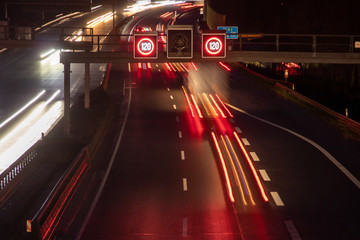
[
  {"x1": 134, "y1": 33, "x2": 158, "y2": 59},
  {"x1": 202, "y1": 33, "x2": 226, "y2": 58}
]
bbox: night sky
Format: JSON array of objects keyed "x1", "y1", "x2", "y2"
[{"x1": 208, "y1": 0, "x2": 360, "y2": 34}]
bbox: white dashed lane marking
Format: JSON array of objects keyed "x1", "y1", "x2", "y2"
[
  {"x1": 284, "y1": 220, "x2": 302, "y2": 240},
  {"x1": 250, "y1": 152, "x2": 259, "y2": 161},
  {"x1": 271, "y1": 192, "x2": 285, "y2": 206},
  {"x1": 181, "y1": 150, "x2": 185, "y2": 160},
  {"x1": 241, "y1": 138, "x2": 250, "y2": 146},
  {"x1": 259, "y1": 169, "x2": 271, "y2": 181},
  {"x1": 183, "y1": 178, "x2": 188, "y2": 191}
]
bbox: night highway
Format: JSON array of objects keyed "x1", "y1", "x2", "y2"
[{"x1": 1, "y1": 1, "x2": 360, "y2": 240}]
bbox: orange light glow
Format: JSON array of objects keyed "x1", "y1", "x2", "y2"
[
  {"x1": 221, "y1": 135, "x2": 248, "y2": 205},
  {"x1": 180, "y1": 63, "x2": 189, "y2": 72},
  {"x1": 164, "y1": 62, "x2": 172, "y2": 71},
  {"x1": 233, "y1": 132, "x2": 269, "y2": 202},
  {"x1": 215, "y1": 94, "x2": 233, "y2": 117},
  {"x1": 138, "y1": 62, "x2": 142, "y2": 69},
  {"x1": 169, "y1": 63, "x2": 177, "y2": 72},
  {"x1": 209, "y1": 94, "x2": 226, "y2": 118},
  {"x1": 211, "y1": 132, "x2": 235, "y2": 202},
  {"x1": 191, "y1": 94, "x2": 203, "y2": 118},
  {"x1": 147, "y1": 62, "x2": 151, "y2": 69}
]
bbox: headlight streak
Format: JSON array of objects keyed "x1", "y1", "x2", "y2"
[
  {"x1": 0, "y1": 90, "x2": 45, "y2": 129},
  {"x1": 211, "y1": 132, "x2": 235, "y2": 203},
  {"x1": 124, "y1": 0, "x2": 186, "y2": 14},
  {"x1": 40, "y1": 50, "x2": 60, "y2": 65},
  {"x1": 0, "y1": 93, "x2": 63, "y2": 172},
  {"x1": 87, "y1": 12, "x2": 114, "y2": 28},
  {"x1": 234, "y1": 131, "x2": 269, "y2": 202},
  {"x1": 40, "y1": 49, "x2": 56, "y2": 59}
]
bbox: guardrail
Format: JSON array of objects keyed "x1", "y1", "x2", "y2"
[
  {"x1": 2, "y1": 26, "x2": 360, "y2": 54},
  {"x1": 0, "y1": 143, "x2": 39, "y2": 206},
  {"x1": 231, "y1": 34, "x2": 360, "y2": 53},
  {"x1": 274, "y1": 82, "x2": 360, "y2": 137},
  {"x1": 234, "y1": 62, "x2": 360, "y2": 138},
  {"x1": 32, "y1": 147, "x2": 89, "y2": 240}
]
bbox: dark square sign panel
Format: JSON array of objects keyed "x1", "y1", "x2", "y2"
[
  {"x1": 202, "y1": 33, "x2": 226, "y2": 58},
  {"x1": 134, "y1": 33, "x2": 158, "y2": 59}
]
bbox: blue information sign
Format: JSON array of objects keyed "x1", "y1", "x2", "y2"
[{"x1": 217, "y1": 26, "x2": 238, "y2": 39}]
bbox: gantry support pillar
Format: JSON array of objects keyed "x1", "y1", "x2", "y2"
[
  {"x1": 84, "y1": 62, "x2": 90, "y2": 109},
  {"x1": 64, "y1": 63, "x2": 71, "y2": 136}
]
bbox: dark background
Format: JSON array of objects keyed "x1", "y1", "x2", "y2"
[{"x1": 209, "y1": 0, "x2": 360, "y2": 34}]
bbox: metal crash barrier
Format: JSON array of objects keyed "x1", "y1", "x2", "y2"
[{"x1": 31, "y1": 147, "x2": 89, "y2": 240}]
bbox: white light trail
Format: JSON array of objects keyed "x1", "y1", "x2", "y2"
[{"x1": 0, "y1": 90, "x2": 45, "y2": 129}]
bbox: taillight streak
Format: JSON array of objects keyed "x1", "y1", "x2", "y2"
[
  {"x1": 164, "y1": 62, "x2": 172, "y2": 71},
  {"x1": 221, "y1": 135, "x2": 248, "y2": 205},
  {"x1": 209, "y1": 94, "x2": 226, "y2": 118},
  {"x1": 224, "y1": 135, "x2": 255, "y2": 205},
  {"x1": 180, "y1": 63, "x2": 189, "y2": 72},
  {"x1": 190, "y1": 94, "x2": 203, "y2": 118},
  {"x1": 211, "y1": 132, "x2": 235, "y2": 202},
  {"x1": 215, "y1": 94, "x2": 233, "y2": 117},
  {"x1": 234, "y1": 131, "x2": 269, "y2": 202},
  {"x1": 182, "y1": 86, "x2": 195, "y2": 117},
  {"x1": 191, "y1": 62, "x2": 198, "y2": 71},
  {"x1": 219, "y1": 62, "x2": 231, "y2": 71}
]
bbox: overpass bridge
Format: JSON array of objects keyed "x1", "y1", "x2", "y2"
[{"x1": 2, "y1": 27, "x2": 360, "y2": 135}]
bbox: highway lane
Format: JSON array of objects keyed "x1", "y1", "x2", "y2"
[
  {"x1": 226, "y1": 64, "x2": 360, "y2": 239},
  {"x1": 3, "y1": 1, "x2": 358, "y2": 239},
  {"x1": 0, "y1": 5, "x2": 119, "y2": 172},
  {"x1": 78, "y1": 62, "x2": 242, "y2": 240}
]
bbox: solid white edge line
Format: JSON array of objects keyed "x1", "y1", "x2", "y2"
[
  {"x1": 270, "y1": 191, "x2": 285, "y2": 206},
  {"x1": 76, "y1": 63, "x2": 133, "y2": 240},
  {"x1": 284, "y1": 220, "x2": 302, "y2": 240},
  {"x1": 250, "y1": 152, "x2": 260, "y2": 161},
  {"x1": 259, "y1": 169, "x2": 271, "y2": 181},
  {"x1": 227, "y1": 104, "x2": 360, "y2": 189},
  {"x1": 183, "y1": 178, "x2": 188, "y2": 191}
]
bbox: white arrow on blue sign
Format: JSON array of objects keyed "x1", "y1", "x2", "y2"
[{"x1": 217, "y1": 26, "x2": 238, "y2": 39}]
